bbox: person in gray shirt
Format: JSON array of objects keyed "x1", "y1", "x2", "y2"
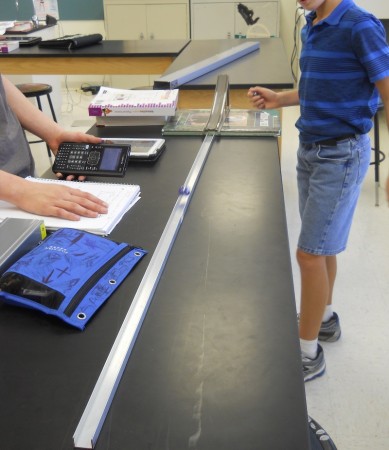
[{"x1": 0, "y1": 74, "x2": 108, "y2": 220}]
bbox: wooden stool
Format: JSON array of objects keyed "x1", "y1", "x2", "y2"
[
  {"x1": 370, "y1": 100, "x2": 386, "y2": 206},
  {"x1": 16, "y1": 83, "x2": 58, "y2": 160}
]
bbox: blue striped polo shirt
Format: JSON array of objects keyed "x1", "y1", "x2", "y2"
[{"x1": 296, "y1": 0, "x2": 389, "y2": 143}]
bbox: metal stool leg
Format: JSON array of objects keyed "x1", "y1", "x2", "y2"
[
  {"x1": 31, "y1": 94, "x2": 53, "y2": 161},
  {"x1": 35, "y1": 95, "x2": 53, "y2": 160},
  {"x1": 370, "y1": 102, "x2": 386, "y2": 206},
  {"x1": 373, "y1": 113, "x2": 380, "y2": 206},
  {"x1": 46, "y1": 93, "x2": 58, "y2": 122},
  {"x1": 17, "y1": 83, "x2": 57, "y2": 163}
]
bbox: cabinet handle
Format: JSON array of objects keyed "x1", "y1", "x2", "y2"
[
  {"x1": 140, "y1": 32, "x2": 144, "y2": 40},
  {"x1": 227, "y1": 32, "x2": 231, "y2": 39},
  {"x1": 150, "y1": 33, "x2": 154, "y2": 40}
]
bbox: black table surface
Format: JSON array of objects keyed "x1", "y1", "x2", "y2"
[
  {"x1": 157, "y1": 38, "x2": 294, "y2": 89},
  {"x1": 2, "y1": 39, "x2": 190, "y2": 58},
  {"x1": 0, "y1": 129, "x2": 309, "y2": 450}
]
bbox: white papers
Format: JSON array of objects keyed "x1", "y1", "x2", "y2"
[{"x1": 0, "y1": 21, "x2": 15, "y2": 35}]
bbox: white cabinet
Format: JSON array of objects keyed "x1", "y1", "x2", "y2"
[
  {"x1": 104, "y1": 3, "x2": 188, "y2": 40},
  {"x1": 191, "y1": 0, "x2": 279, "y2": 39},
  {"x1": 192, "y1": 3, "x2": 235, "y2": 39},
  {"x1": 104, "y1": 0, "x2": 189, "y2": 87},
  {"x1": 104, "y1": 0, "x2": 189, "y2": 40}
]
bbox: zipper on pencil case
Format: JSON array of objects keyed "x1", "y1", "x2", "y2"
[{"x1": 63, "y1": 245, "x2": 136, "y2": 318}]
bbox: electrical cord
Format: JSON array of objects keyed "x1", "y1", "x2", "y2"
[{"x1": 62, "y1": 76, "x2": 83, "y2": 114}]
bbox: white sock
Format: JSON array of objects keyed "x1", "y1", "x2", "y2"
[
  {"x1": 300, "y1": 338, "x2": 318, "y2": 359},
  {"x1": 322, "y1": 305, "x2": 334, "y2": 323}
]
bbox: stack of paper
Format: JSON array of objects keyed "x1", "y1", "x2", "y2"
[
  {"x1": 88, "y1": 86, "x2": 179, "y2": 127},
  {"x1": 4, "y1": 21, "x2": 34, "y2": 33},
  {"x1": 0, "y1": 21, "x2": 15, "y2": 35}
]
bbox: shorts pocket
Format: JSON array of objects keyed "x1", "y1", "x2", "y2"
[
  {"x1": 317, "y1": 141, "x2": 352, "y2": 163},
  {"x1": 355, "y1": 144, "x2": 371, "y2": 185}
]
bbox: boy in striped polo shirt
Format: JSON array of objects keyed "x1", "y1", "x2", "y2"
[{"x1": 248, "y1": 0, "x2": 389, "y2": 381}]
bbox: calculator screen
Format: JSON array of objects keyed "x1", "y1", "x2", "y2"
[{"x1": 100, "y1": 147, "x2": 122, "y2": 171}]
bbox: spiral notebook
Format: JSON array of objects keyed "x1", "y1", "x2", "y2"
[{"x1": 0, "y1": 178, "x2": 140, "y2": 235}]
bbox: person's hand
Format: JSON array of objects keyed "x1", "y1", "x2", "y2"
[
  {"x1": 13, "y1": 178, "x2": 108, "y2": 221},
  {"x1": 247, "y1": 86, "x2": 280, "y2": 110},
  {"x1": 49, "y1": 131, "x2": 102, "y2": 181},
  {"x1": 48, "y1": 130, "x2": 101, "y2": 154}
]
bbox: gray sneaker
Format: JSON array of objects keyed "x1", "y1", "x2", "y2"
[
  {"x1": 302, "y1": 344, "x2": 326, "y2": 382},
  {"x1": 319, "y1": 312, "x2": 341, "y2": 342},
  {"x1": 297, "y1": 312, "x2": 342, "y2": 342}
]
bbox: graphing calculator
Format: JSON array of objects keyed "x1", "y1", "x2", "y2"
[{"x1": 52, "y1": 142, "x2": 131, "y2": 177}]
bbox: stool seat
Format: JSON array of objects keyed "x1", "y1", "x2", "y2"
[
  {"x1": 16, "y1": 83, "x2": 57, "y2": 161},
  {"x1": 16, "y1": 83, "x2": 53, "y2": 97}
]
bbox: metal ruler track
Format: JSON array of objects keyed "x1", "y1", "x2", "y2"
[
  {"x1": 73, "y1": 75, "x2": 230, "y2": 449},
  {"x1": 153, "y1": 41, "x2": 259, "y2": 89}
]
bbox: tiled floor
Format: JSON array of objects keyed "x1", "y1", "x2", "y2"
[{"x1": 32, "y1": 91, "x2": 389, "y2": 449}]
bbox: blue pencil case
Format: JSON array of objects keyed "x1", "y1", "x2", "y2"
[{"x1": 0, "y1": 228, "x2": 147, "y2": 330}]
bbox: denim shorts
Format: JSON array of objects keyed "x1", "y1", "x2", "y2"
[{"x1": 296, "y1": 134, "x2": 371, "y2": 255}]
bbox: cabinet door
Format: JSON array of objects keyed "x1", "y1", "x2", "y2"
[
  {"x1": 235, "y1": 2, "x2": 279, "y2": 37},
  {"x1": 192, "y1": 3, "x2": 235, "y2": 39},
  {"x1": 105, "y1": 5, "x2": 147, "y2": 40},
  {"x1": 147, "y1": 4, "x2": 188, "y2": 39}
]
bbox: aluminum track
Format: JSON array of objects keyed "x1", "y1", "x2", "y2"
[
  {"x1": 153, "y1": 40, "x2": 259, "y2": 89},
  {"x1": 73, "y1": 75, "x2": 230, "y2": 449}
]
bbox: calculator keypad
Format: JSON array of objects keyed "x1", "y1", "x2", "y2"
[{"x1": 54, "y1": 143, "x2": 102, "y2": 173}]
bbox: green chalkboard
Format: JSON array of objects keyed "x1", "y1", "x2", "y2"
[
  {"x1": 57, "y1": 0, "x2": 104, "y2": 20},
  {"x1": 1, "y1": 0, "x2": 104, "y2": 21},
  {"x1": 1, "y1": 0, "x2": 33, "y2": 20}
]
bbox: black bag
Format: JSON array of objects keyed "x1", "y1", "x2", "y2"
[{"x1": 39, "y1": 33, "x2": 102, "y2": 49}]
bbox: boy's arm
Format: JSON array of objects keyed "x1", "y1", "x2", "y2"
[
  {"x1": 247, "y1": 87, "x2": 299, "y2": 110},
  {"x1": 376, "y1": 77, "x2": 389, "y2": 128}
]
